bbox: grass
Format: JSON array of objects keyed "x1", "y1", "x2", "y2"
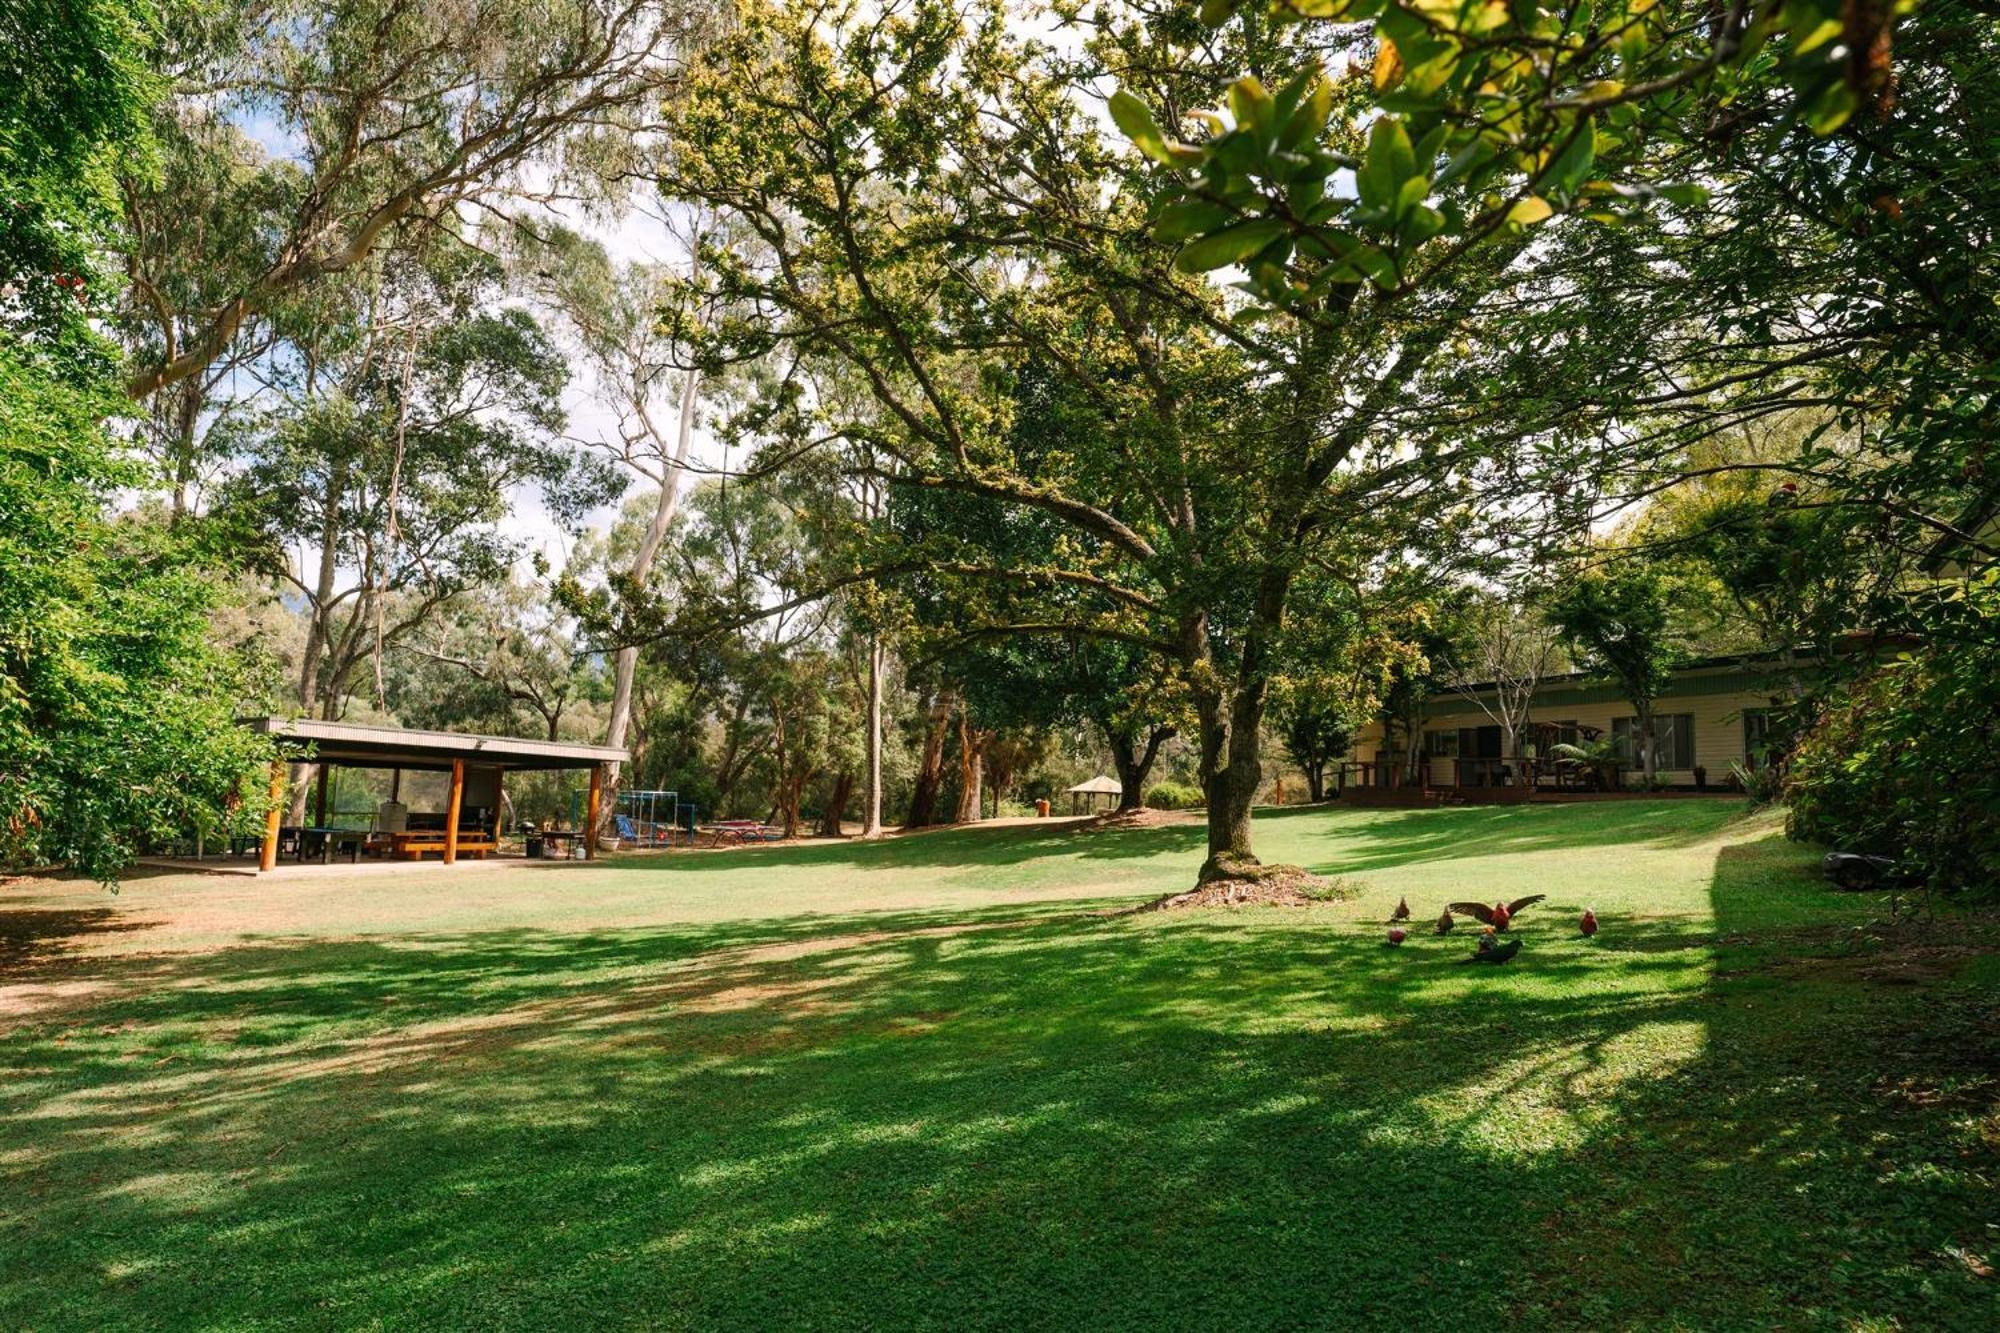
[{"x1": 2, "y1": 801, "x2": 1995, "y2": 1330}]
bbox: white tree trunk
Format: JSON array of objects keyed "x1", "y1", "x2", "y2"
[
  {"x1": 862, "y1": 631, "x2": 884, "y2": 837},
  {"x1": 602, "y1": 367, "x2": 701, "y2": 801}
]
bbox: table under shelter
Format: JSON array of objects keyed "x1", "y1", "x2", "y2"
[{"x1": 238, "y1": 718, "x2": 627, "y2": 872}]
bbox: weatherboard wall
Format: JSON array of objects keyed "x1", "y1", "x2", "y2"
[{"x1": 1346, "y1": 666, "x2": 1792, "y2": 787}]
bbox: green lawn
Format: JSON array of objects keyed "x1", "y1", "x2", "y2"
[{"x1": 2, "y1": 802, "x2": 1994, "y2": 1330}]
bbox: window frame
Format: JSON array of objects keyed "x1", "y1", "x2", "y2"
[{"x1": 1613, "y1": 713, "x2": 1695, "y2": 770}]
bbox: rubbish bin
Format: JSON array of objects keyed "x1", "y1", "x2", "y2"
[
  {"x1": 1035, "y1": 799, "x2": 1049, "y2": 818},
  {"x1": 525, "y1": 833, "x2": 545, "y2": 859}
]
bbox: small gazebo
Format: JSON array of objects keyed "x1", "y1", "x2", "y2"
[{"x1": 1065, "y1": 774, "x2": 1124, "y2": 814}]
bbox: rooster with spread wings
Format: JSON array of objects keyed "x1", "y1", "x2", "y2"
[{"x1": 1446, "y1": 895, "x2": 1546, "y2": 932}]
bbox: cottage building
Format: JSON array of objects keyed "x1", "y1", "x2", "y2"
[{"x1": 1345, "y1": 654, "x2": 1803, "y2": 795}]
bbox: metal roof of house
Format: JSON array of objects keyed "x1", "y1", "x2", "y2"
[{"x1": 239, "y1": 717, "x2": 626, "y2": 772}]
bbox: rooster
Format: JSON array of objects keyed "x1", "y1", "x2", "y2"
[
  {"x1": 1388, "y1": 896, "x2": 1411, "y2": 923},
  {"x1": 1447, "y1": 895, "x2": 1546, "y2": 932},
  {"x1": 1435, "y1": 907, "x2": 1455, "y2": 935},
  {"x1": 1385, "y1": 926, "x2": 1408, "y2": 946},
  {"x1": 1579, "y1": 909, "x2": 1598, "y2": 937}
]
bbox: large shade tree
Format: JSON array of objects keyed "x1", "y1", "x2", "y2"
[{"x1": 649, "y1": 0, "x2": 1533, "y2": 885}]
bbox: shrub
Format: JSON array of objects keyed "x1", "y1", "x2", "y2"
[
  {"x1": 1729, "y1": 760, "x2": 1785, "y2": 806},
  {"x1": 1144, "y1": 781, "x2": 1203, "y2": 810},
  {"x1": 1785, "y1": 576, "x2": 2000, "y2": 898}
]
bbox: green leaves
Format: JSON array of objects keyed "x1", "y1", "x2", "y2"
[
  {"x1": 1541, "y1": 118, "x2": 1597, "y2": 200},
  {"x1": 1175, "y1": 219, "x2": 1289, "y2": 273},
  {"x1": 1108, "y1": 90, "x2": 1174, "y2": 167},
  {"x1": 1356, "y1": 116, "x2": 1416, "y2": 213},
  {"x1": 1151, "y1": 200, "x2": 1237, "y2": 243}
]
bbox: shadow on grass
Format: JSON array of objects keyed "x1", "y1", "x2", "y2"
[
  {"x1": 0, "y1": 828, "x2": 1992, "y2": 1330},
  {"x1": 602, "y1": 799, "x2": 1757, "y2": 883}
]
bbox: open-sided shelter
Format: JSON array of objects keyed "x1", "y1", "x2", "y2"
[
  {"x1": 1064, "y1": 774, "x2": 1124, "y2": 814},
  {"x1": 240, "y1": 718, "x2": 627, "y2": 871}
]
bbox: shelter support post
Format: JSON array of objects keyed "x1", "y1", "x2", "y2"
[
  {"x1": 444, "y1": 759, "x2": 465, "y2": 865},
  {"x1": 314, "y1": 764, "x2": 330, "y2": 825},
  {"x1": 586, "y1": 765, "x2": 603, "y2": 861},
  {"x1": 259, "y1": 759, "x2": 286, "y2": 872}
]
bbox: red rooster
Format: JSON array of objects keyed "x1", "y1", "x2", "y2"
[
  {"x1": 1446, "y1": 895, "x2": 1546, "y2": 932},
  {"x1": 1580, "y1": 909, "x2": 1599, "y2": 937}
]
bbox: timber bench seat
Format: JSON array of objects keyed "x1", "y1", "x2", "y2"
[{"x1": 389, "y1": 830, "x2": 497, "y2": 860}]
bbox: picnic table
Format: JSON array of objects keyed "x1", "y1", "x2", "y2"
[
  {"x1": 703, "y1": 820, "x2": 784, "y2": 847},
  {"x1": 298, "y1": 826, "x2": 369, "y2": 864},
  {"x1": 537, "y1": 829, "x2": 587, "y2": 859},
  {"x1": 386, "y1": 829, "x2": 497, "y2": 860}
]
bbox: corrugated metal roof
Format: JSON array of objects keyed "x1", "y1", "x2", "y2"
[{"x1": 238, "y1": 717, "x2": 626, "y2": 771}]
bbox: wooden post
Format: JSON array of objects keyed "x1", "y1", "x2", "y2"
[
  {"x1": 585, "y1": 764, "x2": 603, "y2": 861},
  {"x1": 390, "y1": 767, "x2": 402, "y2": 802},
  {"x1": 443, "y1": 759, "x2": 465, "y2": 865},
  {"x1": 259, "y1": 759, "x2": 286, "y2": 872},
  {"x1": 314, "y1": 764, "x2": 330, "y2": 825}
]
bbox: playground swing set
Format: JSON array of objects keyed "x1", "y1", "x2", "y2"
[{"x1": 566, "y1": 788, "x2": 704, "y2": 850}]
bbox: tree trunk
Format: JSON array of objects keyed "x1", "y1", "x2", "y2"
[
  {"x1": 601, "y1": 367, "x2": 701, "y2": 842},
  {"x1": 903, "y1": 688, "x2": 954, "y2": 828},
  {"x1": 1106, "y1": 724, "x2": 1171, "y2": 811},
  {"x1": 287, "y1": 455, "x2": 348, "y2": 824},
  {"x1": 818, "y1": 771, "x2": 854, "y2": 837},
  {"x1": 862, "y1": 632, "x2": 884, "y2": 837},
  {"x1": 1638, "y1": 702, "x2": 1658, "y2": 785},
  {"x1": 167, "y1": 379, "x2": 202, "y2": 523},
  {"x1": 1304, "y1": 761, "x2": 1325, "y2": 803},
  {"x1": 1197, "y1": 687, "x2": 1264, "y2": 879},
  {"x1": 777, "y1": 772, "x2": 809, "y2": 838},
  {"x1": 1192, "y1": 562, "x2": 1290, "y2": 881},
  {"x1": 954, "y1": 711, "x2": 989, "y2": 823}
]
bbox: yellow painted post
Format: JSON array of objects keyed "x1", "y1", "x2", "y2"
[
  {"x1": 444, "y1": 759, "x2": 465, "y2": 865},
  {"x1": 259, "y1": 759, "x2": 286, "y2": 872},
  {"x1": 585, "y1": 765, "x2": 603, "y2": 861}
]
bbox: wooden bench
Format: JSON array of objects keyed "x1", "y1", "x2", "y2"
[{"x1": 389, "y1": 831, "x2": 498, "y2": 860}]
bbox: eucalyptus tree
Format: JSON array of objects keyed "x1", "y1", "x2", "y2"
[
  {"x1": 216, "y1": 245, "x2": 619, "y2": 728},
  {"x1": 122, "y1": 0, "x2": 717, "y2": 401},
  {"x1": 513, "y1": 218, "x2": 726, "y2": 819},
  {"x1": 653, "y1": 0, "x2": 1525, "y2": 884},
  {"x1": 389, "y1": 574, "x2": 609, "y2": 743},
  {"x1": 648, "y1": 472, "x2": 864, "y2": 825},
  {"x1": 116, "y1": 108, "x2": 286, "y2": 520}
]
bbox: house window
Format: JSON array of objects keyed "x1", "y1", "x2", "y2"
[
  {"x1": 1423, "y1": 729, "x2": 1460, "y2": 758},
  {"x1": 1613, "y1": 714, "x2": 1695, "y2": 770},
  {"x1": 1743, "y1": 709, "x2": 1773, "y2": 766}
]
